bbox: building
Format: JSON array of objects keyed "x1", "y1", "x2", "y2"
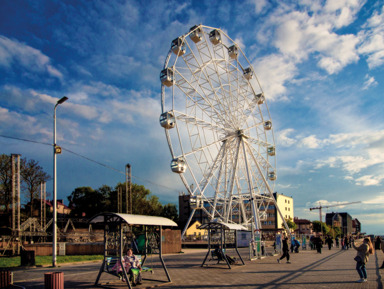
[
  {"x1": 42, "y1": 199, "x2": 71, "y2": 216},
  {"x1": 184, "y1": 220, "x2": 206, "y2": 240},
  {"x1": 178, "y1": 193, "x2": 208, "y2": 230},
  {"x1": 325, "y1": 212, "x2": 353, "y2": 235},
  {"x1": 294, "y1": 217, "x2": 313, "y2": 235},
  {"x1": 352, "y1": 218, "x2": 361, "y2": 234},
  {"x1": 261, "y1": 193, "x2": 294, "y2": 232},
  {"x1": 179, "y1": 192, "x2": 294, "y2": 233}
]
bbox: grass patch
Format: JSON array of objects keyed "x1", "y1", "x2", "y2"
[{"x1": 0, "y1": 255, "x2": 103, "y2": 268}]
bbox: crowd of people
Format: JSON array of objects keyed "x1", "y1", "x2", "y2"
[{"x1": 274, "y1": 233, "x2": 384, "y2": 284}]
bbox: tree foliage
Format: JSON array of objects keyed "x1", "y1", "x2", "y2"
[
  {"x1": 0, "y1": 154, "x2": 13, "y2": 212},
  {"x1": 0, "y1": 154, "x2": 50, "y2": 217},
  {"x1": 67, "y1": 186, "x2": 109, "y2": 217},
  {"x1": 312, "y1": 220, "x2": 330, "y2": 234},
  {"x1": 283, "y1": 218, "x2": 297, "y2": 231},
  {"x1": 21, "y1": 159, "x2": 50, "y2": 217},
  {"x1": 68, "y1": 183, "x2": 179, "y2": 221}
]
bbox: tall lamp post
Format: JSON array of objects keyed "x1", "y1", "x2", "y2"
[{"x1": 53, "y1": 96, "x2": 68, "y2": 267}]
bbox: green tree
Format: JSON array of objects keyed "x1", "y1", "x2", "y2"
[
  {"x1": 329, "y1": 226, "x2": 342, "y2": 237},
  {"x1": 161, "y1": 203, "x2": 179, "y2": 223},
  {"x1": 0, "y1": 155, "x2": 50, "y2": 217},
  {"x1": 21, "y1": 158, "x2": 51, "y2": 217},
  {"x1": 312, "y1": 220, "x2": 330, "y2": 235},
  {"x1": 67, "y1": 186, "x2": 108, "y2": 217},
  {"x1": 0, "y1": 154, "x2": 13, "y2": 213},
  {"x1": 283, "y1": 218, "x2": 297, "y2": 231}
]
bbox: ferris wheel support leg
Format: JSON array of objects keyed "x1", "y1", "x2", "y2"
[
  {"x1": 181, "y1": 208, "x2": 196, "y2": 240},
  {"x1": 244, "y1": 140, "x2": 291, "y2": 235},
  {"x1": 241, "y1": 138, "x2": 261, "y2": 230}
]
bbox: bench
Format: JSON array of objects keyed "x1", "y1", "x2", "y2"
[{"x1": 106, "y1": 255, "x2": 153, "y2": 281}]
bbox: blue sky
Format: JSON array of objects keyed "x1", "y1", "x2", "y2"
[{"x1": 0, "y1": 0, "x2": 383, "y2": 235}]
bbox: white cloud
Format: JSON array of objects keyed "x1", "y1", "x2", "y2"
[
  {"x1": 355, "y1": 175, "x2": 384, "y2": 186},
  {"x1": 358, "y1": 5, "x2": 384, "y2": 68},
  {"x1": 0, "y1": 36, "x2": 63, "y2": 80},
  {"x1": 363, "y1": 194, "x2": 384, "y2": 204},
  {"x1": 249, "y1": 0, "x2": 269, "y2": 14},
  {"x1": 276, "y1": 128, "x2": 297, "y2": 147},
  {"x1": 323, "y1": 0, "x2": 366, "y2": 28},
  {"x1": 362, "y1": 74, "x2": 378, "y2": 90},
  {"x1": 254, "y1": 54, "x2": 296, "y2": 101},
  {"x1": 299, "y1": 135, "x2": 322, "y2": 148}
]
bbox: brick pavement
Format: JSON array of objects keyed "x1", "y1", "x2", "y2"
[{"x1": 12, "y1": 246, "x2": 383, "y2": 289}]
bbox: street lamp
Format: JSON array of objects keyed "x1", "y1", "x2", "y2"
[{"x1": 53, "y1": 96, "x2": 68, "y2": 267}]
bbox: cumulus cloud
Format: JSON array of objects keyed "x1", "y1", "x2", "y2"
[
  {"x1": 254, "y1": 54, "x2": 296, "y2": 100},
  {"x1": 0, "y1": 36, "x2": 63, "y2": 80},
  {"x1": 358, "y1": 5, "x2": 384, "y2": 68},
  {"x1": 252, "y1": 1, "x2": 378, "y2": 100}
]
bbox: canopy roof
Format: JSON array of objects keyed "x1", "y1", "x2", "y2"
[
  {"x1": 89, "y1": 212, "x2": 178, "y2": 227},
  {"x1": 198, "y1": 220, "x2": 247, "y2": 231}
]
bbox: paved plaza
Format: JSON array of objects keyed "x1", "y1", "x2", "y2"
[{"x1": 11, "y1": 246, "x2": 384, "y2": 289}]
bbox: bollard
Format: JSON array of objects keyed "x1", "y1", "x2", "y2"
[
  {"x1": 44, "y1": 272, "x2": 64, "y2": 289},
  {"x1": 0, "y1": 270, "x2": 12, "y2": 288}
]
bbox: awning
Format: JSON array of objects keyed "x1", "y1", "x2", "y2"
[
  {"x1": 89, "y1": 212, "x2": 178, "y2": 227},
  {"x1": 198, "y1": 221, "x2": 247, "y2": 231}
]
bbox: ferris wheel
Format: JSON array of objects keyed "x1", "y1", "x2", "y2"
[{"x1": 160, "y1": 25, "x2": 285, "y2": 235}]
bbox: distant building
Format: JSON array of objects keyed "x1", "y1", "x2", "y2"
[
  {"x1": 178, "y1": 193, "x2": 207, "y2": 230},
  {"x1": 294, "y1": 217, "x2": 313, "y2": 235},
  {"x1": 325, "y1": 212, "x2": 353, "y2": 235},
  {"x1": 178, "y1": 192, "x2": 294, "y2": 233},
  {"x1": 184, "y1": 220, "x2": 206, "y2": 240},
  {"x1": 352, "y1": 218, "x2": 361, "y2": 234},
  {"x1": 43, "y1": 199, "x2": 71, "y2": 215},
  {"x1": 261, "y1": 193, "x2": 294, "y2": 232}
]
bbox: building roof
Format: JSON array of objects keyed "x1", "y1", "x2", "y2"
[
  {"x1": 294, "y1": 218, "x2": 311, "y2": 224},
  {"x1": 89, "y1": 212, "x2": 178, "y2": 227}
]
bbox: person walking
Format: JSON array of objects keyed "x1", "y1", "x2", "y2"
[
  {"x1": 326, "y1": 236, "x2": 333, "y2": 250},
  {"x1": 277, "y1": 234, "x2": 291, "y2": 264},
  {"x1": 344, "y1": 236, "x2": 349, "y2": 250},
  {"x1": 314, "y1": 235, "x2": 323, "y2": 253},
  {"x1": 352, "y1": 237, "x2": 374, "y2": 283}
]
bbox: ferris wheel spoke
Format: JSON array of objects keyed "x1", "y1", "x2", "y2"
[
  {"x1": 173, "y1": 67, "x2": 229, "y2": 127},
  {"x1": 173, "y1": 110, "x2": 231, "y2": 135}
]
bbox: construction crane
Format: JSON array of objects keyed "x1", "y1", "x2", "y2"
[{"x1": 309, "y1": 201, "x2": 361, "y2": 224}]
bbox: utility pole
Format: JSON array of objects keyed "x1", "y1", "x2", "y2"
[{"x1": 126, "y1": 164, "x2": 132, "y2": 214}]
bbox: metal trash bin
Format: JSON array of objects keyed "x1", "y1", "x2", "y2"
[
  {"x1": 20, "y1": 249, "x2": 35, "y2": 266},
  {"x1": 44, "y1": 272, "x2": 64, "y2": 289},
  {"x1": 0, "y1": 270, "x2": 13, "y2": 288}
]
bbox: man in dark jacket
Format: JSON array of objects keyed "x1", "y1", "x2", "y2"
[{"x1": 277, "y1": 234, "x2": 291, "y2": 264}]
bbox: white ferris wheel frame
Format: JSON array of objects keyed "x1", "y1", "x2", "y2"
[{"x1": 160, "y1": 25, "x2": 290, "y2": 237}]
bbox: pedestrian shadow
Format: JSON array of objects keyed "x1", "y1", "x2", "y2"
[
  {"x1": 253, "y1": 250, "x2": 347, "y2": 289},
  {"x1": 374, "y1": 250, "x2": 383, "y2": 289}
]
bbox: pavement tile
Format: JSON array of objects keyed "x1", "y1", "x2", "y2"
[{"x1": 11, "y1": 246, "x2": 383, "y2": 289}]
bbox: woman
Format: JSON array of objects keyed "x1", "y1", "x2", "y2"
[
  {"x1": 352, "y1": 237, "x2": 374, "y2": 283},
  {"x1": 112, "y1": 248, "x2": 142, "y2": 285},
  {"x1": 124, "y1": 248, "x2": 142, "y2": 285}
]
